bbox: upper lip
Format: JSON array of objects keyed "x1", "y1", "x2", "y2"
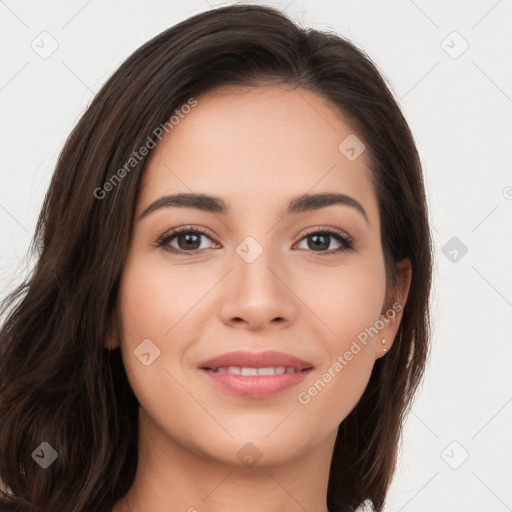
[{"x1": 198, "y1": 350, "x2": 314, "y2": 371}]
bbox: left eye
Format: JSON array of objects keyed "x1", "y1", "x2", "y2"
[
  {"x1": 295, "y1": 229, "x2": 354, "y2": 253},
  {"x1": 157, "y1": 227, "x2": 354, "y2": 255},
  {"x1": 158, "y1": 228, "x2": 218, "y2": 253}
]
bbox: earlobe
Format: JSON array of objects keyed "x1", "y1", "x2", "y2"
[
  {"x1": 104, "y1": 312, "x2": 120, "y2": 350},
  {"x1": 104, "y1": 337, "x2": 119, "y2": 350}
]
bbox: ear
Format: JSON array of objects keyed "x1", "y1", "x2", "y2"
[{"x1": 374, "y1": 258, "x2": 412, "y2": 359}]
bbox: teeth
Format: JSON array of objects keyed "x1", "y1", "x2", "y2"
[
  {"x1": 257, "y1": 367, "x2": 277, "y2": 375},
  {"x1": 241, "y1": 367, "x2": 258, "y2": 376},
  {"x1": 211, "y1": 366, "x2": 296, "y2": 375}
]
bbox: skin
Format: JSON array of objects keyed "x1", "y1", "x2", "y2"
[{"x1": 109, "y1": 85, "x2": 411, "y2": 512}]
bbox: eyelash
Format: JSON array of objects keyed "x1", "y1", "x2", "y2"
[{"x1": 155, "y1": 225, "x2": 355, "y2": 256}]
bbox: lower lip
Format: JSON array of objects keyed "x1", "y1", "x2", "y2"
[{"x1": 200, "y1": 369, "x2": 312, "y2": 398}]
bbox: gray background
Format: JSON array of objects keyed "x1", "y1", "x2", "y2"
[{"x1": 1, "y1": 1, "x2": 511, "y2": 510}]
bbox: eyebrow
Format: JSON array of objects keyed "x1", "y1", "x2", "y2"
[{"x1": 139, "y1": 192, "x2": 369, "y2": 224}]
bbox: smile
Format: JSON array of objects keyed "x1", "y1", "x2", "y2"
[{"x1": 207, "y1": 366, "x2": 308, "y2": 375}]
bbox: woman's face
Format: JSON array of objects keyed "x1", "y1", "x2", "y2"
[{"x1": 114, "y1": 85, "x2": 410, "y2": 467}]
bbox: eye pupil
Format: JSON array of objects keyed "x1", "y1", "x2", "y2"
[
  {"x1": 309, "y1": 234, "x2": 329, "y2": 251},
  {"x1": 178, "y1": 233, "x2": 201, "y2": 250}
]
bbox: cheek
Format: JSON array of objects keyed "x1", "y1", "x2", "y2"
[
  {"x1": 116, "y1": 254, "x2": 208, "y2": 429},
  {"x1": 291, "y1": 257, "x2": 385, "y2": 426},
  {"x1": 117, "y1": 252, "x2": 211, "y2": 343},
  {"x1": 293, "y1": 254, "x2": 386, "y2": 348},
  {"x1": 296, "y1": 345, "x2": 375, "y2": 435},
  {"x1": 116, "y1": 250, "x2": 219, "y2": 405}
]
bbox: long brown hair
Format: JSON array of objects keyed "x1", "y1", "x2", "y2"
[{"x1": 0, "y1": 4, "x2": 433, "y2": 511}]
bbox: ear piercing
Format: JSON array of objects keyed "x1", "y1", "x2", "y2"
[{"x1": 381, "y1": 338, "x2": 387, "y2": 352}]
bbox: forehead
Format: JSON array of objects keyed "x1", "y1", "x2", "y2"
[{"x1": 138, "y1": 85, "x2": 378, "y2": 221}]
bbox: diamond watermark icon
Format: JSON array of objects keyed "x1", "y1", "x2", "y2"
[
  {"x1": 236, "y1": 236, "x2": 263, "y2": 264},
  {"x1": 237, "y1": 442, "x2": 262, "y2": 468},
  {"x1": 441, "y1": 31, "x2": 469, "y2": 60},
  {"x1": 338, "y1": 134, "x2": 365, "y2": 161},
  {"x1": 441, "y1": 441, "x2": 469, "y2": 469},
  {"x1": 31, "y1": 442, "x2": 58, "y2": 469},
  {"x1": 134, "y1": 338, "x2": 161, "y2": 366},
  {"x1": 30, "y1": 31, "x2": 59, "y2": 60},
  {"x1": 442, "y1": 236, "x2": 468, "y2": 263}
]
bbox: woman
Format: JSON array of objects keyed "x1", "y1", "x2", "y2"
[{"x1": 0, "y1": 4, "x2": 433, "y2": 512}]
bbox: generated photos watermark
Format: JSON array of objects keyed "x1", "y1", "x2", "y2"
[{"x1": 297, "y1": 301, "x2": 402, "y2": 405}]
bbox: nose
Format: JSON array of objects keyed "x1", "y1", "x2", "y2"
[{"x1": 218, "y1": 240, "x2": 298, "y2": 331}]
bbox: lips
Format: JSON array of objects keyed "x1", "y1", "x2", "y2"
[
  {"x1": 198, "y1": 350, "x2": 314, "y2": 398},
  {"x1": 198, "y1": 350, "x2": 314, "y2": 372}
]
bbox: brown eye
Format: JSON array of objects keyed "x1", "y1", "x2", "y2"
[
  {"x1": 174, "y1": 232, "x2": 202, "y2": 251},
  {"x1": 157, "y1": 227, "x2": 218, "y2": 254},
  {"x1": 296, "y1": 228, "x2": 354, "y2": 254}
]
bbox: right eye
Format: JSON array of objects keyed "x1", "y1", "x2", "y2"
[{"x1": 156, "y1": 226, "x2": 220, "y2": 254}]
